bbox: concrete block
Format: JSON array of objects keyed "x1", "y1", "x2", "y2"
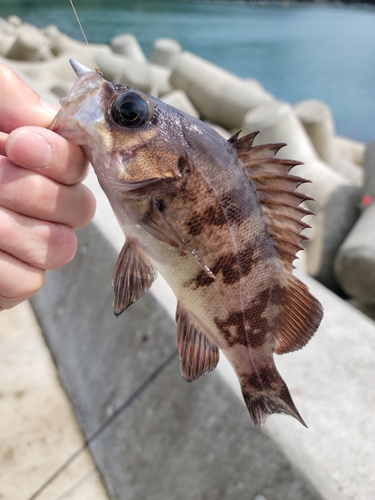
[
  {"x1": 110, "y1": 33, "x2": 146, "y2": 63},
  {"x1": 363, "y1": 138, "x2": 375, "y2": 203},
  {"x1": 330, "y1": 158, "x2": 363, "y2": 187},
  {"x1": 349, "y1": 299, "x2": 375, "y2": 321},
  {"x1": 50, "y1": 32, "x2": 110, "y2": 62},
  {"x1": 0, "y1": 33, "x2": 15, "y2": 57},
  {"x1": 95, "y1": 51, "x2": 171, "y2": 96},
  {"x1": 148, "y1": 62, "x2": 172, "y2": 97},
  {"x1": 334, "y1": 135, "x2": 365, "y2": 166},
  {"x1": 7, "y1": 15, "x2": 22, "y2": 28},
  {"x1": 7, "y1": 25, "x2": 53, "y2": 62},
  {"x1": 161, "y1": 89, "x2": 200, "y2": 118},
  {"x1": 294, "y1": 99, "x2": 336, "y2": 165},
  {"x1": 0, "y1": 16, "x2": 8, "y2": 30},
  {"x1": 244, "y1": 78, "x2": 274, "y2": 102},
  {"x1": 243, "y1": 101, "x2": 360, "y2": 291},
  {"x1": 334, "y1": 140, "x2": 375, "y2": 304},
  {"x1": 151, "y1": 38, "x2": 182, "y2": 68},
  {"x1": 334, "y1": 202, "x2": 375, "y2": 304},
  {"x1": 169, "y1": 51, "x2": 272, "y2": 129},
  {"x1": 96, "y1": 50, "x2": 152, "y2": 92},
  {"x1": 30, "y1": 222, "x2": 322, "y2": 500}
]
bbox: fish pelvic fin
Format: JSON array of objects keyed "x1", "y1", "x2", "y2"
[
  {"x1": 112, "y1": 238, "x2": 157, "y2": 316},
  {"x1": 240, "y1": 370, "x2": 307, "y2": 428},
  {"x1": 176, "y1": 303, "x2": 219, "y2": 382}
]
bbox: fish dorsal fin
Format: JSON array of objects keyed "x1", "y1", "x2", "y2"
[
  {"x1": 231, "y1": 131, "x2": 314, "y2": 271},
  {"x1": 140, "y1": 199, "x2": 214, "y2": 279},
  {"x1": 112, "y1": 239, "x2": 157, "y2": 316},
  {"x1": 231, "y1": 131, "x2": 323, "y2": 354},
  {"x1": 176, "y1": 303, "x2": 219, "y2": 381}
]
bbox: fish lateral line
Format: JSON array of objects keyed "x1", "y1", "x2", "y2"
[{"x1": 69, "y1": 0, "x2": 101, "y2": 74}]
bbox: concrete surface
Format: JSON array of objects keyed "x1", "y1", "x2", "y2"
[{"x1": 0, "y1": 301, "x2": 109, "y2": 500}]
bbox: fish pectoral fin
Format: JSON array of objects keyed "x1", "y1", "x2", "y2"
[
  {"x1": 112, "y1": 238, "x2": 157, "y2": 316},
  {"x1": 140, "y1": 200, "x2": 214, "y2": 279},
  {"x1": 176, "y1": 303, "x2": 219, "y2": 382},
  {"x1": 275, "y1": 274, "x2": 323, "y2": 355}
]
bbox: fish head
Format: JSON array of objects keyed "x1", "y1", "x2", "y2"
[{"x1": 49, "y1": 59, "x2": 217, "y2": 192}]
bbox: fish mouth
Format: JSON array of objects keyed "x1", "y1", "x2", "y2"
[{"x1": 99, "y1": 170, "x2": 162, "y2": 192}]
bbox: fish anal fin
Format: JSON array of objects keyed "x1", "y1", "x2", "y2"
[
  {"x1": 140, "y1": 200, "x2": 214, "y2": 279},
  {"x1": 275, "y1": 274, "x2": 323, "y2": 355},
  {"x1": 232, "y1": 134, "x2": 313, "y2": 271},
  {"x1": 176, "y1": 303, "x2": 219, "y2": 382},
  {"x1": 112, "y1": 239, "x2": 157, "y2": 316}
]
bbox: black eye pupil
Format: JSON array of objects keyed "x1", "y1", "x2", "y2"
[
  {"x1": 111, "y1": 92, "x2": 151, "y2": 128},
  {"x1": 121, "y1": 101, "x2": 139, "y2": 122}
]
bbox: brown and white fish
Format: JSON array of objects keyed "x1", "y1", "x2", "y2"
[{"x1": 50, "y1": 60, "x2": 323, "y2": 427}]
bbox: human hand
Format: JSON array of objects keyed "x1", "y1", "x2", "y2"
[{"x1": 0, "y1": 63, "x2": 96, "y2": 310}]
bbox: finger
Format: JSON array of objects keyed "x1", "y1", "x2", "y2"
[
  {"x1": 0, "y1": 157, "x2": 96, "y2": 228},
  {"x1": 0, "y1": 131, "x2": 8, "y2": 156},
  {"x1": 6, "y1": 126, "x2": 89, "y2": 185},
  {"x1": 0, "y1": 249, "x2": 45, "y2": 311},
  {"x1": 0, "y1": 63, "x2": 57, "y2": 133},
  {"x1": 0, "y1": 206, "x2": 77, "y2": 270}
]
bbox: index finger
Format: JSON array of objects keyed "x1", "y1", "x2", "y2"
[{"x1": 0, "y1": 63, "x2": 56, "y2": 132}]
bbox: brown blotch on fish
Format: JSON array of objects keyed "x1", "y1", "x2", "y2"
[
  {"x1": 219, "y1": 190, "x2": 247, "y2": 225},
  {"x1": 191, "y1": 245, "x2": 261, "y2": 289},
  {"x1": 245, "y1": 367, "x2": 279, "y2": 392},
  {"x1": 214, "y1": 286, "x2": 282, "y2": 349},
  {"x1": 186, "y1": 203, "x2": 227, "y2": 236}
]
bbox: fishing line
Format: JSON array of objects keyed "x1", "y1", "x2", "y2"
[
  {"x1": 26, "y1": 348, "x2": 178, "y2": 500},
  {"x1": 69, "y1": 0, "x2": 101, "y2": 73}
]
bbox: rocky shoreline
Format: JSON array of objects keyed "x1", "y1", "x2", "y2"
[{"x1": 1, "y1": 14, "x2": 374, "y2": 319}]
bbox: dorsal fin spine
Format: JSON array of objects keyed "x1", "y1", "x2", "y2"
[{"x1": 232, "y1": 132, "x2": 314, "y2": 271}]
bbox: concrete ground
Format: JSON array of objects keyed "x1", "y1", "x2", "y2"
[{"x1": 0, "y1": 301, "x2": 108, "y2": 500}]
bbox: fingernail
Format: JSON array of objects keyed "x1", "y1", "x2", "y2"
[
  {"x1": 41, "y1": 100, "x2": 60, "y2": 115},
  {"x1": 7, "y1": 129, "x2": 53, "y2": 169}
]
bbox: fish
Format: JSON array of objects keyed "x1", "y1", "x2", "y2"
[{"x1": 49, "y1": 59, "x2": 323, "y2": 427}]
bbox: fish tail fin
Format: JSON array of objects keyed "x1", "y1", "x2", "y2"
[{"x1": 240, "y1": 371, "x2": 307, "y2": 428}]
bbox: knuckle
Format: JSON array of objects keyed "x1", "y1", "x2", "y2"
[{"x1": 43, "y1": 224, "x2": 78, "y2": 270}]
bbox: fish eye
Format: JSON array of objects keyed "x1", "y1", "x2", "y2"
[{"x1": 111, "y1": 92, "x2": 152, "y2": 128}]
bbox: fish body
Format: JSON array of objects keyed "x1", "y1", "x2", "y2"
[{"x1": 50, "y1": 61, "x2": 323, "y2": 427}]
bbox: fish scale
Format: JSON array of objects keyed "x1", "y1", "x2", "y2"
[{"x1": 49, "y1": 60, "x2": 323, "y2": 427}]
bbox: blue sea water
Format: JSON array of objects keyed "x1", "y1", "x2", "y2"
[{"x1": 1, "y1": 0, "x2": 375, "y2": 142}]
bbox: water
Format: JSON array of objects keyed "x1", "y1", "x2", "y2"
[{"x1": 2, "y1": 0, "x2": 375, "y2": 142}]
